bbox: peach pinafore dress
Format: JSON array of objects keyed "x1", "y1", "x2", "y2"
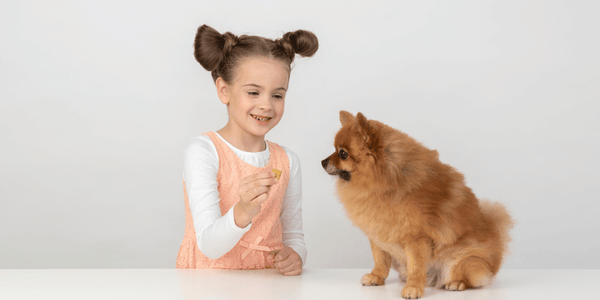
[{"x1": 176, "y1": 131, "x2": 289, "y2": 269}]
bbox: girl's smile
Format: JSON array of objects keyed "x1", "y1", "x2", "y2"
[
  {"x1": 216, "y1": 57, "x2": 290, "y2": 152},
  {"x1": 251, "y1": 114, "x2": 273, "y2": 123}
]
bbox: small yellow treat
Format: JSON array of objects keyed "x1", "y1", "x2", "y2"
[{"x1": 272, "y1": 169, "x2": 282, "y2": 180}]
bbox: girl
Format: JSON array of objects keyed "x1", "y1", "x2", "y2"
[{"x1": 176, "y1": 25, "x2": 318, "y2": 276}]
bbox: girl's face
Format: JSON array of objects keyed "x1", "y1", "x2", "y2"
[{"x1": 218, "y1": 57, "x2": 289, "y2": 140}]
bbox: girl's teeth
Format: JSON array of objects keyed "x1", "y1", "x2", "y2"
[{"x1": 253, "y1": 115, "x2": 270, "y2": 121}]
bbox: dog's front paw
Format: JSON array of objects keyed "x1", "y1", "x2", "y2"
[
  {"x1": 401, "y1": 285, "x2": 424, "y2": 299},
  {"x1": 361, "y1": 273, "x2": 385, "y2": 286},
  {"x1": 444, "y1": 280, "x2": 467, "y2": 291}
]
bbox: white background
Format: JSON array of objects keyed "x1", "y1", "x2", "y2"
[{"x1": 1, "y1": 0, "x2": 599, "y2": 269}]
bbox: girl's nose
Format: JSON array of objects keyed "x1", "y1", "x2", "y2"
[{"x1": 256, "y1": 96, "x2": 272, "y2": 110}]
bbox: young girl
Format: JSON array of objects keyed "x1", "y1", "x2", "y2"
[{"x1": 176, "y1": 25, "x2": 318, "y2": 276}]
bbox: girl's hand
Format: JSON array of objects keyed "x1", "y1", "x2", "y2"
[
  {"x1": 268, "y1": 247, "x2": 302, "y2": 276},
  {"x1": 234, "y1": 171, "x2": 278, "y2": 228}
]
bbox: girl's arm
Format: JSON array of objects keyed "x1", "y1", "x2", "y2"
[
  {"x1": 280, "y1": 147, "x2": 307, "y2": 267},
  {"x1": 183, "y1": 135, "x2": 251, "y2": 259}
]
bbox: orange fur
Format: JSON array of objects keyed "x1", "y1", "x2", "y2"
[{"x1": 321, "y1": 111, "x2": 514, "y2": 299}]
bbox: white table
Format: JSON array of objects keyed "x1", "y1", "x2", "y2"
[{"x1": 0, "y1": 269, "x2": 598, "y2": 300}]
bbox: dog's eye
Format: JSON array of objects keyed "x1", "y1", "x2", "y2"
[{"x1": 339, "y1": 149, "x2": 348, "y2": 160}]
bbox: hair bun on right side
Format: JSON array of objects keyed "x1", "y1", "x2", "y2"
[
  {"x1": 287, "y1": 30, "x2": 319, "y2": 57},
  {"x1": 278, "y1": 30, "x2": 319, "y2": 63}
]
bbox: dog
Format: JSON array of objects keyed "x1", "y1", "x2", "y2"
[{"x1": 321, "y1": 111, "x2": 514, "y2": 299}]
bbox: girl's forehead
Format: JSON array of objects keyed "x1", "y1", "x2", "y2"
[
  {"x1": 234, "y1": 57, "x2": 290, "y2": 86},
  {"x1": 240, "y1": 56, "x2": 288, "y2": 68}
]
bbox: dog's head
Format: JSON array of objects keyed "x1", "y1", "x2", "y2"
[
  {"x1": 321, "y1": 111, "x2": 383, "y2": 182},
  {"x1": 322, "y1": 111, "x2": 438, "y2": 189}
]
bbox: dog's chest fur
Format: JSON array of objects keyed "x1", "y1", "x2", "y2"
[{"x1": 337, "y1": 183, "x2": 421, "y2": 245}]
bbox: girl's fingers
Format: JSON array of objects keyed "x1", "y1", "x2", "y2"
[
  {"x1": 270, "y1": 247, "x2": 302, "y2": 276},
  {"x1": 241, "y1": 177, "x2": 278, "y2": 202},
  {"x1": 244, "y1": 172, "x2": 275, "y2": 183},
  {"x1": 241, "y1": 178, "x2": 276, "y2": 194},
  {"x1": 278, "y1": 260, "x2": 301, "y2": 276},
  {"x1": 275, "y1": 259, "x2": 293, "y2": 271},
  {"x1": 286, "y1": 270, "x2": 302, "y2": 276},
  {"x1": 240, "y1": 186, "x2": 269, "y2": 203},
  {"x1": 250, "y1": 178, "x2": 277, "y2": 189},
  {"x1": 253, "y1": 193, "x2": 268, "y2": 204},
  {"x1": 283, "y1": 268, "x2": 302, "y2": 276},
  {"x1": 268, "y1": 249, "x2": 282, "y2": 258},
  {"x1": 249, "y1": 186, "x2": 270, "y2": 198},
  {"x1": 273, "y1": 253, "x2": 295, "y2": 270},
  {"x1": 273, "y1": 252, "x2": 291, "y2": 263}
]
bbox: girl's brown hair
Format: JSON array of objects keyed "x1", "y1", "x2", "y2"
[{"x1": 193, "y1": 25, "x2": 318, "y2": 83}]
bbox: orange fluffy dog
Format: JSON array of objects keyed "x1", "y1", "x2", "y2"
[{"x1": 321, "y1": 111, "x2": 514, "y2": 299}]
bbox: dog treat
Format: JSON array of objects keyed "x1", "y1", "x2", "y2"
[{"x1": 272, "y1": 169, "x2": 282, "y2": 180}]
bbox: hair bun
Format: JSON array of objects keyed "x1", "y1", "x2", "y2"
[
  {"x1": 193, "y1": 25, "x2": 239, "y2": 73},
  {"x1": 278, "y1": 30, "x2": 319, "y2": 62},
  {"x1": 288, "y1": 30, "x2": 319, "y2": 57},
  {"x1": 222, "y1": 32, "x2": 238, "y2": 54}
]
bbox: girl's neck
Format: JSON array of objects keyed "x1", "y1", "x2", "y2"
[{"x1": 217, "y1": 125, "x2": 266, "y2": 153}]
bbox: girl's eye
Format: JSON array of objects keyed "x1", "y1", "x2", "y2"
[
  {"x1": 339, "y1": 149, "x2": 348, "y2": 160},
  {"x1": 248, "y1": 91, "x2": 259, "y2": 96},
  {"x1": 273, "y1": 94, "x2": 284, "y2": 99}
]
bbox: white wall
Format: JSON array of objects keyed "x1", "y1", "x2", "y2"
[{"x1": 1, "y1": 0, "x2": 599, "y2": 269}]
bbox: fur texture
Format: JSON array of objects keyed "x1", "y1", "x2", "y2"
[{"x1": 321, "y1": 111, "x2": 514, "y2": 299}]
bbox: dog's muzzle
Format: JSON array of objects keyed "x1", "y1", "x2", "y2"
[{"x1": 321, "y1": 158, "x2": 351, "y2": 181}]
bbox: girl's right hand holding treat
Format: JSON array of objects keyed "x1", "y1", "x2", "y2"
[{"x1": 234, "y1": 171, "x2": 278, "y2": 228}]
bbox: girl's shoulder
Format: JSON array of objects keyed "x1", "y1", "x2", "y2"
[
  {"x1": 183, "y1": 133, "x2": 219, "y2": 164},
  {"x1": 187, "y1": 133, "x2": 216, "y2": 149}
]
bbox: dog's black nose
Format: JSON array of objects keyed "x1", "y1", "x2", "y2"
[{"x1": 321, "y1": 158, "x2": 329, "y2": 169}]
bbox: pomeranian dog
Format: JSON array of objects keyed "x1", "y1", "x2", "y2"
[{"x1": 321, "y1": 111, "x2": 514, "y2": 299}]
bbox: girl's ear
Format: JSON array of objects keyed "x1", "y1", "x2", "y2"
[{"x1": 216, "y1": 77, "x2": 230, "y2": 105}]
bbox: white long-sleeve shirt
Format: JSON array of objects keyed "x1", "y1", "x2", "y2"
[{"x1": 183, "y1": 132, "x2": 306, "y2": 266}]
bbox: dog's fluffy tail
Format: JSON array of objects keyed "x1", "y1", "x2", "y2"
[{"x1": 480, "y1": 199, "x2": 515, "y2": 273}]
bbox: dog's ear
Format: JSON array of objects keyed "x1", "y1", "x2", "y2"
[
  {"x1": 356, "y1": 112, "x2": 373, "y2": 148},
  {"x1": 340, "y1": 110, "x2": 355, "y2": 126},
  {"x1": 356, "y1": 112, "x2": 379, "y2": 155},
  {"x1": 356, "y1": 112, "x2": 370, "y2": 142},
  {"x1": 356, "y1": 112, "x2": 368, "y2": 129}
]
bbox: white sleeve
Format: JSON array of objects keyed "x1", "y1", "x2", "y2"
[
  {"x1": 183, "y1": 135, "x2": 251, "y2": 260},
  {"x1": 280, "y1": 147, "x2": 307, "y2": 266}
]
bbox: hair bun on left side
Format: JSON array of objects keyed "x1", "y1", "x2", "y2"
[{"x1": 193, "y1": 24, "x2": 240, "y2": 72}]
